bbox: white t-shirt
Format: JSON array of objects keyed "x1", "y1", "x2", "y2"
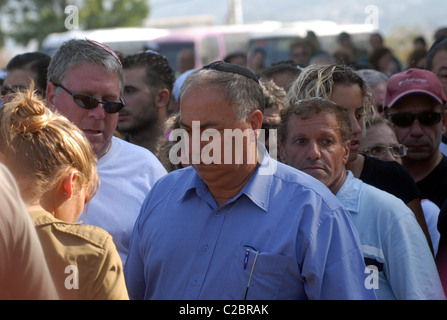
[
  {"x1": 79, "y1": 136, "x2": 167, "y2": 263},
  {"x1": 421, "y1": 199, "x2": 441, "y2": 255},
  {"x1": 440, "y1": 140, "x2": 447, "y2": 157}
]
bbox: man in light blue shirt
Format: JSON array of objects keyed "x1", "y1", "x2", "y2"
[
  {"x1": 124, "y1": 62, "x2": 376, "y2": 300},
  {"x1": 279, "y1": 97, "x2": 445, "y2": 299}
]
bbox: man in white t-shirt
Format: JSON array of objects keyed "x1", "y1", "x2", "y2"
[{"x1": 46, "y1": 39, "x2": 167, "y2": 263}]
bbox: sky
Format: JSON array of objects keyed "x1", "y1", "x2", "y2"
[
  {"x1": 148, "y1": 0, "x2": 447, "y2": 40},
  {"x1": 2, "y1": 0, "x2": 446, "y2": 63}
]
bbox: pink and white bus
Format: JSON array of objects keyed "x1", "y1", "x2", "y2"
[{"x1": 144, "y1": 23, "x2": 280, "y2": 72}]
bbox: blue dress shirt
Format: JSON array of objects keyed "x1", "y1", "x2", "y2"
[{"x1": 124, "y1": 152, "x2": 376, "y2": 300}]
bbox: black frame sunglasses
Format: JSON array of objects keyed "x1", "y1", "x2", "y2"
[
  {"x1": 388, "y1": 111, "x2": 442, "y2": 127},
  {"x1": 52, "y1": 82, "x2": 125, "y2": 114}
]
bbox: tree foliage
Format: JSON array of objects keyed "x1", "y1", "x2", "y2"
[{"x1": 2, "y1": 0, "x2": 149, "y2": 48}]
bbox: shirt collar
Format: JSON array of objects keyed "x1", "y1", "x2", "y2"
[
  {"x1": 178, "y1": 143, "x2": 274, "y2": 212},
  {"x1": 239, "y1": 145, "x2": 274, "y2": 212},
  {"x1": 335, "y1": 170, "x2": 361, "y2": 213}
]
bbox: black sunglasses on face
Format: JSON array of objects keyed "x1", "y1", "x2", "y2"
[
  {"x1": 52, "y1": 82, "x2": 125, "y2": 114},
  {"x1": 389, "y1": 111, "x2": 442, "y2": 127}
]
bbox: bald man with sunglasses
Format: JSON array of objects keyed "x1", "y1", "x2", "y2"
[{"x1": 45, "y1": 39, "x2": 167, "y2": 265}]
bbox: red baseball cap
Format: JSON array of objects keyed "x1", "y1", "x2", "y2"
[{"x1": 384, "y1": 68, "x2": 446, "y2": 108}]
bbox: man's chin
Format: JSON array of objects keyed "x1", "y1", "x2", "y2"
[{"x1": 302, "y1": 168, "x2": 327, "y2": 182}]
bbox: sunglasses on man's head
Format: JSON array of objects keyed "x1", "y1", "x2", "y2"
[
  {"x1": 388, "y1": 111, "x2": 442, "y2": 127},
  {"x1": 52, "y1": 82, "x2": 125, "y2": 114}
]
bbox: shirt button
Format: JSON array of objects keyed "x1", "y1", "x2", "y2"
[{"x1": 191, "y1": 280, "x2": 197, "y2": 287}]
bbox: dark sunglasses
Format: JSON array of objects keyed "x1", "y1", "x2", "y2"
[
  {"x1": 52, "y1": 82, "x2": 125, "y2": 114},
  {"x1": 389, "y1": 111, "x2": 442, "y2": 127}
]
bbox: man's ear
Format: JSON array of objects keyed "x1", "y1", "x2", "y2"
[
  {"x1": 343, "y1": 140, "x2": 352, "y2": 165},
  {"x1": 156, "y1": 88, "x2": 171, "y2": 110},
  {"x1": 46, "y1": 82, "x2": 56, "y2": 109},
  {"x1": 279, "y1": 142, "x2": 286, "y2": 163},
  {"x1": 246, "y1": 109, "x2": 263, "y2": 143},
  {"x1": 248, "y1": 109, "x2": 263, "y2": 130}
]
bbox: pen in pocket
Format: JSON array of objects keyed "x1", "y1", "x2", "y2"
[{"x1": 243, "y1": 245, "x2": 260, "y2": 300}]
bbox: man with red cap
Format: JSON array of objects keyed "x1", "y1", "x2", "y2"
[
  {"x1": 384, "y1": 68, "x2": 447, "y2": 208},
  {"x1": 384, "y1": 68, "x2": 447, "y2": 294}
]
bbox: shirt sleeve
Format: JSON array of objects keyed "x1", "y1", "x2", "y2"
[
  {"x1": 124, "y1": 196, "x2": 150, "y2": 300},
  {"x1": 383, "y1": 211, "x2": 445, "y2": 300},
  {"x1": 301, "y1": 206, "x2": 377, "y2": 300},
  {"x1": 92, "y1": 236, "x2": 130, "y2": 300}
]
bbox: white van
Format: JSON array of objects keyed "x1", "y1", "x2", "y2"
[
  {"x1": 41, "y1": 27, "x2": 170, "y2": 56},
  {"x1": 144, "y1": 23, "x2": 280, "y2": 72}
]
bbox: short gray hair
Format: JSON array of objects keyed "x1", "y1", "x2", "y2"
[
  {"x1": 47, "y1": 39, "x2": 124, "y2": 94},
  {"x1": 180, "y1": 68, "x2": 264, "y2": 121},
  {"x1": 356, "y1": 69, "x2": 388, "y2": 90}
]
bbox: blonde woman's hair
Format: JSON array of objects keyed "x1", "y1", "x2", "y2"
[
  {"x1": 0, "y1": 84, "x2": 99, "y2": 205},
  {"x1": 286, "y1": 64, "x2": 375, "y2": 127}
]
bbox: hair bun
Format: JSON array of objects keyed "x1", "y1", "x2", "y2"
[{"x1": 2, "y1": 89, "x2": 54, "y2": 139}]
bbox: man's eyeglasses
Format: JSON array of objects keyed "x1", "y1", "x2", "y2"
[
  {"x1": 52, "y1": 82, "x2": 125, "y2": 114},
  {"x1": 388, "y1": 111, "x2": 442, "y2": 127},
  {"x1": 361, "y1": 144, "x2": 408, "y2": 159}
]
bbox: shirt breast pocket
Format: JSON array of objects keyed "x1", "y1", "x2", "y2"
[{"x1": 224, "y1": 245, "x2": 290, "y2": 300}]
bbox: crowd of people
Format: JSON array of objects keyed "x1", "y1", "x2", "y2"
[{"x1": 1, "y1": 26, "x2": 447, "y2": 300}]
